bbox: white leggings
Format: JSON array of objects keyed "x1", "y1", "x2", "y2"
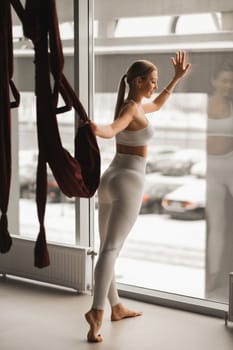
[
  {"x1": 92, "y1": 153, "x2": 146, "y2": 310},
  {"x1": 206, "y1": 151, "x2": 233, "y2": 275}
]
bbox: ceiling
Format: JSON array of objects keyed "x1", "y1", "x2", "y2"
[{"x1": 11, "y1": 0, "x2": 233, "y2": 53}]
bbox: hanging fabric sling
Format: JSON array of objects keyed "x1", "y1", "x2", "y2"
[
  {"x1": 0, "y1": 0, "x2": 20, "y2": 254},
  {"x1": 6, "y1": 0, "x2": 101, "y2": 267}
]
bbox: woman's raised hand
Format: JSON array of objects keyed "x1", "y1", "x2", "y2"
[{"x1": 171, "y1": 51, "x2": 191, "y2": 80}]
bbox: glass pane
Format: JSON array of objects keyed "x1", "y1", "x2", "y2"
[
  {"x1": 94, "y1": 2, "x2": 233, "y2": 304},
  {"x1": 176, "y1": 13, "x2": 220, "y2": 34},
  {"x1": 205, "y1": 61, "x2": 233, "y2": 303},
  {"x1": 12, "y1": 1, "x2": 76, "y2": 245},
  {"x1": 115, "y1": 16, "x2": 172, "y2": 37}
]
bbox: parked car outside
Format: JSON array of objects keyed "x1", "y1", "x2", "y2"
[
  {"x1": 146, "y1": 145, "x2": 179, "y2": 173},
  {"x1": 19, "y1": 163, "x2": 37, "y2": 198},
  {"x1": 46, "y1": 171, "x2": 62, "y2": 203},
  {"x1": 41, "y1": 170, "x2": 74, "y2": 203},
  {"x1": 140, "y1": 181, "x2": 181, "y2": 214},
  {"x1": 162, "y1": 180, "x2": 206, "y2": 220},
  {"x1": 190, "y1": 159, "x2": 206, "y2": 178},
  {"x1": 159, "y1": 149, "x2": 205, "y2": 176},
  {"x1": 19, "y1": 150, "x2": 37, "y2": 198},
  {"x1": 19, "y1": 150, "x2": 71, "y2": 203}
]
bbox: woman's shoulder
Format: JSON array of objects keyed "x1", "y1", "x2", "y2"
[
  {"x1": 119, "y1": 99, "x2": 138, "y2": 115},
  {"x1": 122, "y1": 99, "x2": 137, "y2": 109}
]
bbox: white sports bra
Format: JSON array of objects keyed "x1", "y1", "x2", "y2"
[
  {"x1": 207, "y1": 115, "x2": 233, "y2": 137},
  {"x1": 207, "y1": 102, "x2": 233, "y2": 137},
  {"x1": 115, "y1": 120, "x2": 154, "y2": 147}
]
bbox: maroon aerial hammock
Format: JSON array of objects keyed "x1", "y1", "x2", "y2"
[
  {"x1": 0, "y1": 0, "x2": 101, "y2": 268},
  {"x1": 0, "y1": 0, "x2": 20, "y2": 255}
]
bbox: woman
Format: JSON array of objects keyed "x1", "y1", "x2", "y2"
[
  {"x1": 206, "y1": 61, "x2": 233, "y2": 299},
  {"x1": 85, "y1": 51, "x2": 191, "y2": 342}
]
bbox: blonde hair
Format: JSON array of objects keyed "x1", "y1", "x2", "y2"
[{"x1": 114, "y1": 60, "x2": 157, "y2": 120}]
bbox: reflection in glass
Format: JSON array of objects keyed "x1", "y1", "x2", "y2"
[{"x1": 206, "y1": 61, "x2": 233, "y2": 302}]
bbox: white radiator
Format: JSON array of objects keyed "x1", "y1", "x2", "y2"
[{"x1": 0, "y1": 236, "x2": 92, "y2": 292}]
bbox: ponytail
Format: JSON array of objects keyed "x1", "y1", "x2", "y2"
[{"x1": 114, "y1": 74, "x2": 127, "y2": 120}]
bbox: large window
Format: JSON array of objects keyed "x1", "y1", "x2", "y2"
[
  {"x1": 94, "y1": 1, "x2": 233, "y2": 306},
  {"x1": 18, "y1": 92, "x2": 75, "y2": 244},
  {"x1": 6, "y1": 0, "x2": 233, "y2": 311},
  {"x1": 10, "y1": 0, "x2": 93, "y2": 250},
  {"x1": 12, "y1": 5, "x2": 76, "y2": 246}
]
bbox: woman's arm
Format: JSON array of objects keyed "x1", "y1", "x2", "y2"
[
  {"x1": 143, "y1": 51, "x2": 191, "y2": 114},
  {"x1": 90, "y1": 104, "x2": 136, "y2": 138}
]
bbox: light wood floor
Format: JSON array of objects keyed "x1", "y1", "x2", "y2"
[{"x1": 1, "y1": 275, "x2": 233, "y2": 350}]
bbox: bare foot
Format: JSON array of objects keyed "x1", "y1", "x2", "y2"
[
  {"x1": 111, "y1": 303, "x2": 142, "y2": 321},
  {"x1": 85, "y1": 309, "x2": 104, "y2": 342}
]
